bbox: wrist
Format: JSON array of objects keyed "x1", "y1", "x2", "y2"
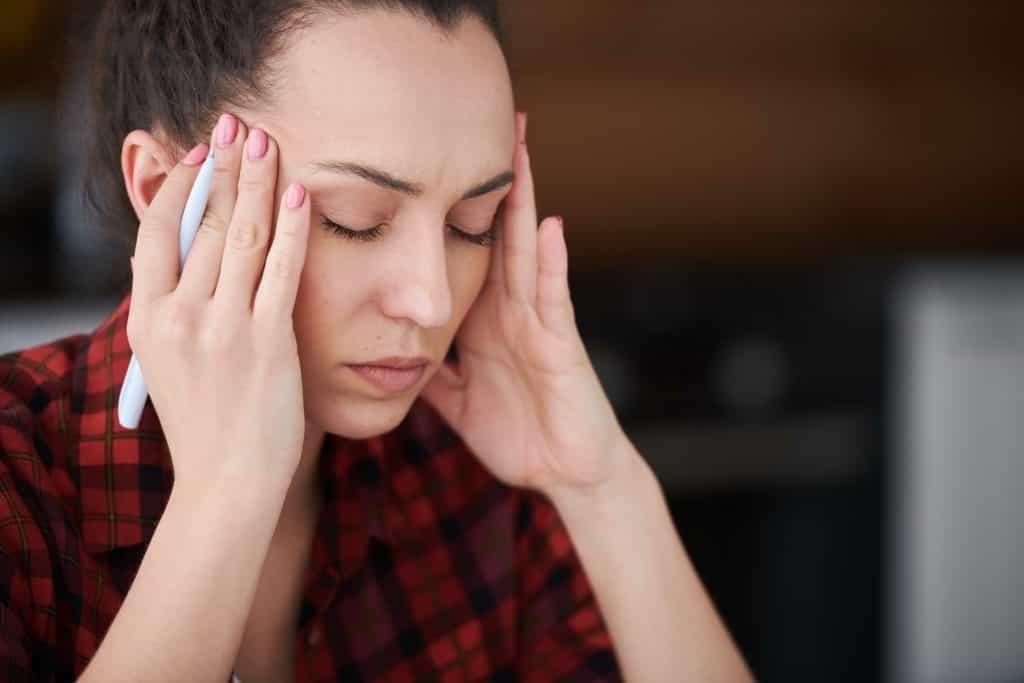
[
  {"x1": 544, "y1": 434, "x2": 653, "y2": 522},
  {"x1": 170, "y1": 460, "x2": 291, "y2": 511}
]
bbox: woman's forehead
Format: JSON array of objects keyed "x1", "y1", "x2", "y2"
[{"x1": 265, "y1": 9, "x2": 515, "y2": 194}]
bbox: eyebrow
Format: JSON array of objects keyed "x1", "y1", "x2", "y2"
[{"x1": 309, "y1": 160, "x2": 515, "y2": 200}]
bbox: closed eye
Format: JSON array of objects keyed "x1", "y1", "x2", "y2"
[
  {"x1": 320, "y1": 216, "x2": 384, "y2": 242},
  {"x1": 320, "y1": 216, "x2": 496, "y2": 247}
]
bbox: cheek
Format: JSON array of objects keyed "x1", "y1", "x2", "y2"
[
  {"x1": 447, "y1": 248, "x2": 491, "y2": 319},
  {"x1": 292, "y1": 238, "x2": 365, "y2": 357}
]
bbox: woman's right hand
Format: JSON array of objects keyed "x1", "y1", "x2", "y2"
[{"x1": 126, "y1": 114, "x2": 311, "y2": 496}]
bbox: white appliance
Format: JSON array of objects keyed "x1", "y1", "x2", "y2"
[{"x1": 887, "y1": 263, "x2": 1024, "y2": 683}]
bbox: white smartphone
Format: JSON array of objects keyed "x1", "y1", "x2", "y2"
[{"x1": 117, "y1": 150, "x2": 217, "y2": 429}]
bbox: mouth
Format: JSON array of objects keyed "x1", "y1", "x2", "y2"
[{"x1": 343, "y1": 357, "x2": 431, "y2": 394}]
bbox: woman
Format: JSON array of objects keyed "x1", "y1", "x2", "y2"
[{"x1": 0, "y1": 1, "x2": 752, "y2": 681}]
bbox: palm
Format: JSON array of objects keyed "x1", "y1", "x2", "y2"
[{"x1": 421, "y1": 115, "x2": 621, "y2": 493}]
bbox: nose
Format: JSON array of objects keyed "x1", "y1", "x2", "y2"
[{"x1": 377, "y1": 221, "x2": 453, "y2": 329}]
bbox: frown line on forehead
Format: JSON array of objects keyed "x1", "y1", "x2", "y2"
[{"x1": 308, "y1": 160, "x2": 514, "y2": 200}]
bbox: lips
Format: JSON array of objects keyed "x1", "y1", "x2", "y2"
[{"x1": 344, "y1": 357, "x2": 430, "y2": 394}]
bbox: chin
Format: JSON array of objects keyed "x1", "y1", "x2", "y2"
[{"x1": 309, "y1": 392, "x2": 418, "y2": 440}]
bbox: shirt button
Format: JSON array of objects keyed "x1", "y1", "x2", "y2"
[{"x1": 308, "y1": 625, "x2": 322, "y2": 647}]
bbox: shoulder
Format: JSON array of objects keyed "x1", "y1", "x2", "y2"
[
  {"x1": 1, "y1": 332, "x2": 84, "y2": 440},
  {"x1": 0, "y1": 335, "x2": 86, "y2": 639},
  {"x1": 0, "y1": 333, "x2": 84, "y2": 507}
]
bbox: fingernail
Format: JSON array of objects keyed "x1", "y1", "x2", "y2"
[
  {"x1": 515, "y1": 111, "x2": 527, "y2": 145},
  {"x1": 216, "y1": 113, "x2": 238, "y2": 148},
  {"x1": 285, "y1": 182, "x2": 306, "y2": 209},
  {"x1": 183, "y1": 143, "x2": 209, "y2": 166},
  {"x1": 247, "y1": 128, "x2": 268, "y2": 160}
]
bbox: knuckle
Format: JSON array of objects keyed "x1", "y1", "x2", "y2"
[
  {"x1": 227, "y1": 221, "x2": 264, "y2": 250},
  {"x1": 212, "y1": 162, "x2": 236, "y2": 181},
  {"x1": 276, "y1": 215, "x2": 301, "y2": 237},
  {"x1": 196, "y1": 321, "x2": 236, "y2": 353},
  {"x1": 252, "y1": 317, "x2": 295, "y2": 355},
  {"x1": 198, "y1": 211, "x2": 229, "y2": 236},
  {"x1": 135, "y1": 219, "x2": 164, "y2": 243},
  {"x1": 158, "y1": 303, "x2": 197, "y2": 343},
  {"x1": 237, "y1": 174, "x2": 271, "y2": 195},
  {"x1": 265, "y1": 254, "x2": 294, "y2": 280}
]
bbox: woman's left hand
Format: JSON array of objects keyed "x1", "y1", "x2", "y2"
[{"x1": 421, "y1": 112, "x2": 634, "y2": 498}]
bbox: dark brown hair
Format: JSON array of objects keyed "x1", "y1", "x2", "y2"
[{"x1": 83, "y1": 0, "x2": 504, "y2": 263}]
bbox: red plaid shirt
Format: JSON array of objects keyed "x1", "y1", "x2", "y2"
[{"x1": 0, "y1": 293, "x2": 621, "y2": 682}]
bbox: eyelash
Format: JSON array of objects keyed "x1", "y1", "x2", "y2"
[{"x1": 320, "y1": 216, "x2": 497, "y2": 247}]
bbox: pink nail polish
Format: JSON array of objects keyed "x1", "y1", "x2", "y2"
[
  {"x1": 216, "y1": 113, "x2": 238, "y2": 147},
  {"x1": 247, "y1": 129, "x2": 268, "y2": 160},
  {"x1": 183, "y1": 143, "x2": 209, "y2": 166},
  {"x1": 285, "y1": 182, "x2": 305, "y2": 209}
]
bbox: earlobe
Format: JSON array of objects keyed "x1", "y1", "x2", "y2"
[{"x1": 121, "y1": 129, "x2": 176, "y2": 222}]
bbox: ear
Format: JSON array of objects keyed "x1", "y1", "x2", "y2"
[{"x1": 121, "y1": 129, "x2": 177, "y2": 223}]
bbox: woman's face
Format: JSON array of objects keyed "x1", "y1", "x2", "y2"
[{"x1": 239, "y1": 10, "x2": 516, "y2": 439}]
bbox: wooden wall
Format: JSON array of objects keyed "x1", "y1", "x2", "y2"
[
  {"x1": 502, "y1": 1, "x2": 1024, "y2": 265},
  {"x1": 5, "y1": 1, "x2": 1022, "y2": 267}
]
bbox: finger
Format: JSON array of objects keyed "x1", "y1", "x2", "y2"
[
  {"x1": 484, "y1": 201, "x2": 508, "y2": 291},
  {"x1": 485, "y1": 111, "x2": 525, "y2": 293},
  {"x1": 252, "y1": 181, "x2": 311, "y2": 325},
  {"x1": 536, "y1": 215, "x2": 576, "y2": 336},
  {"x1": 502, "y1": 112, "x2": 538, "y2": 304},
  {"x1": 419, "y1": 360, "x2": 467, "y2": 429},
  {"x1": 130, "y1": 143, "x2": 208, "y2": 307},
  {"x1": 213, "y1": 128, "x2": 278, "y2": 317},
  {"x1": 176, "y1": 114, "x2": 248, "y2": 302}
]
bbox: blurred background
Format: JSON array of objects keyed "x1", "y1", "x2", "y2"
[{"x1": 1, "y1": 1, "x2": 1022, "y2": 681}]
